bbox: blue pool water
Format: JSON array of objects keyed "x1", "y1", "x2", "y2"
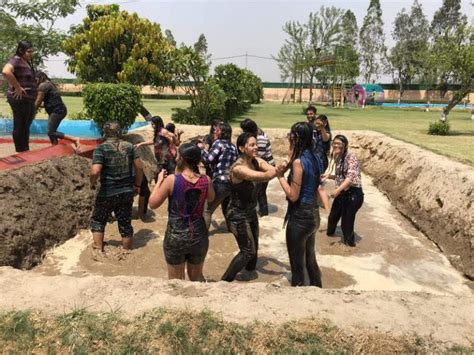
[
  {"x1": 0, "y1": 119, "x2": 149, "y2": 138},
  {"x1": 382, "y1": 102, "x2": 473, "y2": 109}
]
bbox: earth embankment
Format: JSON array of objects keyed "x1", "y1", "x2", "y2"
[
  {"x1": 0, "y1": 155, "x2": 93, "y2": 269},
  {"x1": 346, "y1": 131, "x2": 474, "y2": 279}
]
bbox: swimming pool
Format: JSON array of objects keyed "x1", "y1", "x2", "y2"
[
  {"x1": 0, "y1": 118, "x2": 149, "y2": 138},
  {"x1": 382, "y1": 102, "x2": 473, "y2": 109}
]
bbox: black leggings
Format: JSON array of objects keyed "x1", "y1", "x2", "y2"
[
  {"x1": 286, "y1": 204, "x2": 322, "y2": 287},
  {"x1": 8, "y1": 97, "x2": 35, "y2": 152},
  {"x1": 221, "y1": 208, "x2": 259, "y2": 281},
  {"x1": 47, "y1": 108, "x2": 67, "y2": 144},
  {"x1": 327, "y1": 187, "x2": 364, "y2": 246}
]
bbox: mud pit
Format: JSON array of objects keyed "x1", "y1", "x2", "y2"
[{"x1": 0, "y1": 126, "x2": 473, "y2": 347}]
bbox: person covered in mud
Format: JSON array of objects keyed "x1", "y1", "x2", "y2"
[
  {"x1": 2, "y1": 40, "x2": 37, "y2": 152},
  {"x1": 135, "y1": 116, "x2": 178, "y2": 175},
  {"x1": 149, "y1": 143, "x2": 215, "y2": 281},
  {"x1": 199, "y1": 121, "x2": 238, "y2": 231},
  {"x1": 240, "y1": 118, "x2": 275, "y2": 217},
  {"x1": 135, "y1": 116, "x2": 178, "y2": 219},
  {"x1": 90, "y1": 121, "x2": 144, "y2": 252},
  {"x1": 221, "y1": 132, "x2": 276, "y2": 282},
  {"x1": 322, "y1": 134, "x2": 364, "y2": 247},
  {"x1": 276, "y1": 122, "x2": 323, "y2": 287},
  {"x1": 34, "y1": 71, "x2": 81, "y2": 149}
]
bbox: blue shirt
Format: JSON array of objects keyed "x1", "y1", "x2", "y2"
[{"x1": 298, "y1": 149, "x2": 323, "y2": 205}]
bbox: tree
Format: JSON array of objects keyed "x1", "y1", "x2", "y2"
[
  {"x1": 213, "y1": 63, "x2": 249, "y2": 118},
  {"x1": 388, "y1": 0, "x2": 429, "y2": 100},
  {"x1": 63, "y1": 5, "x2": 175, "y2": 86},
  {"x1": 306, "y1": 6, "x2": 345, "y2": 102},
  {"x1": 333, "y1": 10, "x2": 360, "y2": 94},
  {"x1": 359, "y1": 0, "x2": 387, "y2": 83},
  {"x1": 428, "y1": 0, "x2": 472, "y2": 120},
  {"x1": 172, "y1": 34, "x2": 226, "y2": 125},
  {"x1": 0, "y1": 0, "x2": 79, "y2": 67},
  {"x1": 274, "y1": 21, "x2": 307, "y2": 103}
]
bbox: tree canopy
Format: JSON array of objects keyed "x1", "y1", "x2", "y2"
[
  {"x1": 63, "y1": 5, "x2": 176, "y2": 87},
  {"x1": 0, "y1": 0, "x2": 79, "y2": 67}
]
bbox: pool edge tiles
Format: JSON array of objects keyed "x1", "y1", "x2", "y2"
[{"x1": 0, "y1": 118, "x2": 149, "y2": 138}]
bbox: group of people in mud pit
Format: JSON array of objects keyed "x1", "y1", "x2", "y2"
[
  {"x1": 3, "y1": 40, "x2": 364, "y2": 287},
  {"x1": 89, "y1": 106, "x2": 364, "y2": 287}
]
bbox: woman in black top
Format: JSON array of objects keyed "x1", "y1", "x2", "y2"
[
  {"x1": 221, "y1": 132, "x2": 276, "y2": 282},
  {"x1": 35, "y1": 71, "x2": 80, "y2": 148}
]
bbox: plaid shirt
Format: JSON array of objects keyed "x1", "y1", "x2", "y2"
[{"x1": 202, "y1": 139, "x2": 238, "y2": 182}]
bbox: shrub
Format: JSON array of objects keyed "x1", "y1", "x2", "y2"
[
  {"x1": 82, "y1": 83, "x2": 142, "y2": 131},
  {"x1": 68, "y1": 110, "x2": 90, "y2": 120},
  {"x1": 428, "y1": 121, "x2": 450, "y2": 135},
  {"x1": 172, "y1": 80, "x2": 226, "y2": 125},
  {"x1": 213, "y1": 64, "x2": 260, "y2": 119}
]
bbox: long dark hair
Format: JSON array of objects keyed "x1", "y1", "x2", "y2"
[
  {"x1": 240, "y1": 118, "x2": 258, "y2": 137},
  {"x1": 288, "y1": 122, "x2": 313, "y2": 164},
  {"x1": 36, "y1": 71, "x2": 57, "y2": 88},
  {"x1": 332, "y1": 134, "x2": 349, "y2": 175},
  {"x1": 316, "y1": 114, "x2": 331, "y2": 133},
  {"x1": 16, "y1": 40, "x2": 33, "y2": 57},
  {"x1": 219, "y1": 121, "x2": 232, "y2": 141},
  {"x1": 151, "y1": 116, "x2": 164, "y2": 139},
  {"x1": 236, "y1": 132, "x2": 254, "y2": 156},
  {"x1": 177, "y1": 143, "x2": 201, "y2": 174}
]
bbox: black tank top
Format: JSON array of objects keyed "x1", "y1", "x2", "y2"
[{"x1": 229, "y1": 158, "x2": 259, "y2": 211}]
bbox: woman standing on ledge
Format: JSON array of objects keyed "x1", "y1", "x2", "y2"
[
  {"x1": 2, "y1": 40, "x2": 37, "y2": 152},
  {"x1": 323, "y1": 134, "x2": 364, "y2": 247}
]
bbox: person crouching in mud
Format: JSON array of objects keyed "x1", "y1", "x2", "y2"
[
  {"x1": 90, "y1": 121, "x2": 143, "y2": 252},
  {"x1": 149, "y1": 143, "x2": 215, "y2": 281}
]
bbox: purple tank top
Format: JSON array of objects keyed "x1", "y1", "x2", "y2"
[{"x1": 169, "y1": 174, "x2": 209, "y2": 222}]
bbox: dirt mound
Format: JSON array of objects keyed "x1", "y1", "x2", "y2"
[
  {"x1": 0, "y1": 155, "x2": 93, "y2": 269},
  {"x1": 346, "y1": 131, "x2": 474, "y2": 279}
]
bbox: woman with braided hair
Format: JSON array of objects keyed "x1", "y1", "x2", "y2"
[{"x1": 276, "y1": 122, "x2": 323, "y2": 287}]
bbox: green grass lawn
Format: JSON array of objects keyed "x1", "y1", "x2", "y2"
[
  {"x1": 0, "y1": 97, "x2": 472, "y2": 164},
  {"x1": 238, "y1": 102, "x2": 474, "y2": 165}
]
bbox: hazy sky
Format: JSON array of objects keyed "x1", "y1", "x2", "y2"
[{"x1": 44, "y1": 0, "x2": 472, "y2": 82}]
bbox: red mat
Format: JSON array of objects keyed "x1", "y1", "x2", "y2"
[{"x1": 0, "y1": 139, "x2": 99, "y2": 171}]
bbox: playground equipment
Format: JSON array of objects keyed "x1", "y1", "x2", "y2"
[{"x1": 347, "y1": 84, "x2": 385, "y2": 106}]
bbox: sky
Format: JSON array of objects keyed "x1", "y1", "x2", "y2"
[{"x1": 44, "y1": 0, "x2": 473, "y2": 83}]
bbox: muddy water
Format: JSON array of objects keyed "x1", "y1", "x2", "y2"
[{"x1": 34, "y1": 173, "x2": 473, "y2": 296}]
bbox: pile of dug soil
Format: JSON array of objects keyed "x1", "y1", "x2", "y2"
[{"x1": 0, "y1": 155, "x2": 93, "y2": 269}]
